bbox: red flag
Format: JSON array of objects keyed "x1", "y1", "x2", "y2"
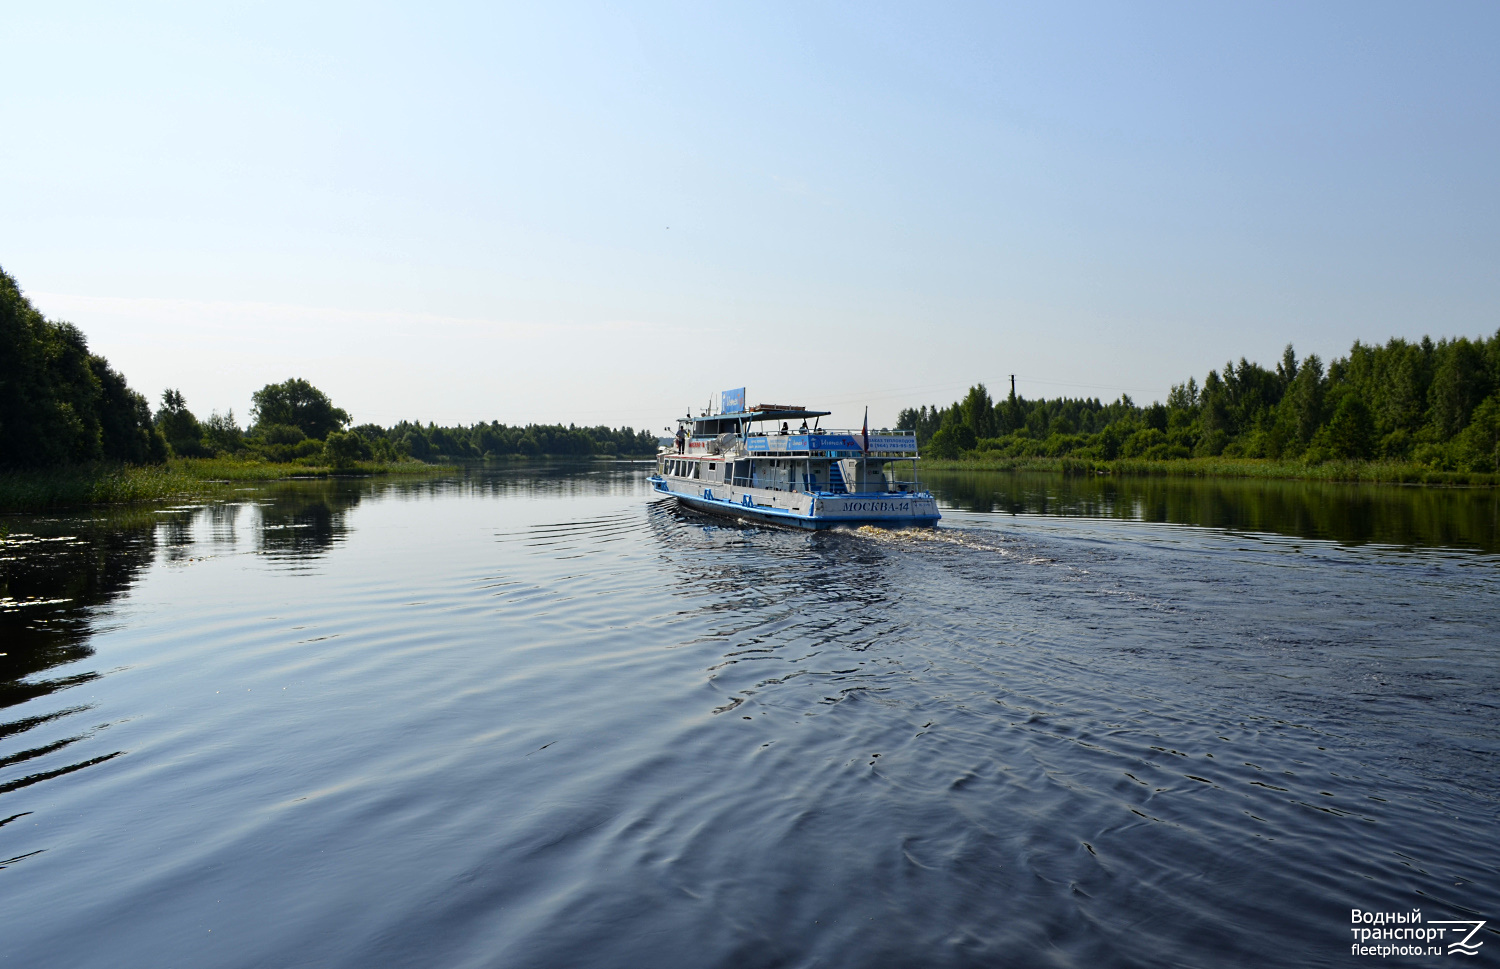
[{"x1": 861, "y1": 406, "x2": 869, "y2": 453}]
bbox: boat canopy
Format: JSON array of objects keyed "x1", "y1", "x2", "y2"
[{"x1": 687, "y1": 405, "x2": 830, "y2": 434}]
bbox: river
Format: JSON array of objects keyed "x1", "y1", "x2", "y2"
[{"x1": 2, "y1": 466, "x2": 1496, "y2": 967}]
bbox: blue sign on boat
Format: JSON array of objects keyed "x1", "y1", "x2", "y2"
[{"x1": 721, "y1": 388, "x2": 746, "y2": 414}]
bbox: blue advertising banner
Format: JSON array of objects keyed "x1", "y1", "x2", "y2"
[
  {"x1": 747, "y1": 434, "x2": 866, "y2": 453},
  {"x1": 721, "y1": 388, "x2": 746, "y2": 414}
]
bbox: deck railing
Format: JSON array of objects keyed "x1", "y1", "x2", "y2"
[{"x1": 723, "y1": 477, "x2": 928, "y2": 495}]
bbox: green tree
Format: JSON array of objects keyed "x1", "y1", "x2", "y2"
[
  {"x1": 896, "y1": 407, "x2": 921, "y2": 435},
  {"x1": 1284, "y1": 354, "x2": 1326, "y2": 447},
  {"x1": 402, "y1": 430, "x2": 431, "y2": 460},
  {"x1": 1428, "y1": 338, "x2": 1488, "y2": 439},
  {"x1": 323, "y1": 430, "x2": 365, "y2": 469},
  {"x1": 202, "y1": 410, "x2": 244, "y2": 454},
  {"x1": 156, "y1": 389, "x2": 208, "y2": 457},
  {"x1": 926, "y1": 427, "x2": 959, "y2": 459},
  {"x1": 259, "y1": 424, "x2": 307, "y2": 445},
  {"x1": 250, "y1": 379, "x2": 350, "y2": 440},
  {"x1": 1198, "y1": 371, "x2": 1228, "y2": 438},
  {"x1": 960, "y1": 384, "x2": 995, "y2": 440},
  {"x1": 1122, "y1": 428, "x2": 1167, "y2": 458},
  {"x1": 1097, "y1": 421, "x2": 1128, "y2": 459},
  {"x1": 1325, "y1": 393, "x2": 1374, "y2": 459},
  {"x1": 1454, "y1": 394, "x2": 1500, "y2": 472},
  {"x1": 1166, "y1": 377, "x2": 1198, "y2": 411},
  {"x1": 1275, "y1": 344, "x2": 1298, "y2": 386}
]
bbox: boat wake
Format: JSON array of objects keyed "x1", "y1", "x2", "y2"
[{"x1": 851, "y1": 523, "x2": 1054, "y2": 564}]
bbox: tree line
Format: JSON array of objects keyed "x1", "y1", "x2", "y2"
[
  {"x1": 12, "y1": 255, "x2": 1498, "y2": 474},
  {"x1": 374, "y1": 420, "x2": 657, "y2": 460},
  {"x1": 899, "y1": 332, "x2": 1500, "y2": 472},
  {"x1": 1, "y1": 266, "x2": 657, "y2": 469}
]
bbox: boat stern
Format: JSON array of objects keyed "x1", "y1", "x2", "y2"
[{"x1": 809, "y1": 492, "x2": 940, "y2": 527}]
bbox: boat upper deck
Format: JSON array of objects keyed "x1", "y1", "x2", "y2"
[{"x1": 671, "y1": 392, "x2": 921, "y2": 459}]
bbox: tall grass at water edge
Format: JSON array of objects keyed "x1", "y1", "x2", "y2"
[
  {"x1": 0, "y1": 458, "x2": 451, "y2": 513},
  {"x1": 0, "y1": 464, "x2": 220, "y2": 513},
  {"x1": 171, "y1": 457, "x2": 448, "y2": 481}
]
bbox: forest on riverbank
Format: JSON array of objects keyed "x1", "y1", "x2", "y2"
[
  {"x1": 900, "y1": 334, "x2": 1500, "y2": 475},
  {"x1": 0, "y1": 265, "x2": 657, "y2": 480}
]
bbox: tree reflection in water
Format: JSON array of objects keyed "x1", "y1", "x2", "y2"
[
  {"x1": 252, "y1": 481, "x2": 363, "y2": 560},
  {"x1": 0, "y1": 511, "x2": 166, "y2": 855},
  {"x1": 0, "y1": 480, "x2": 373, "y2": 866},
  {"x1": 927, "y1": 470, "x2": 1500, "y2": 552}
]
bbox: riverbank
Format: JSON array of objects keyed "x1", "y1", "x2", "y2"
[
  {"x1": 920, "y1": 455, "x2": 1500, "y2": 486},
  {"x1": 0, "y1": 458, "x2": 450, "y2": 513}
]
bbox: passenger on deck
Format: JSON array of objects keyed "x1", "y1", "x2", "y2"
[
  {"x1": 675, "y1": 426, "x2": 686, "y2": 453},
  {"x1": 780, "y1": 422, "x2": 789, "y2": 435},
  {"x1": 798, "y1": 420, "x2": 809, "y2": 433}
]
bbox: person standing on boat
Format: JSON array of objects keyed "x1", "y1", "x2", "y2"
[
  {"x1": 780, "y1": 422, "x2": 789, "y2": 435},
  {"x1": 799, "y1": 419, "x2": 808, "y2": 433},
  {"x1": 675, "y1": 426, "x2": 686, "y2": 453}
]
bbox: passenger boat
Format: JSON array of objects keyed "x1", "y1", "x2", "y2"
[{"x1": 649, "y1": 388, "x2": 940, "y2": 529}]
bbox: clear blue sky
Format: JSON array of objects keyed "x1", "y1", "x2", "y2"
[{"x1": 4, "y1": 2, "x2": 1497, "y2": 431}]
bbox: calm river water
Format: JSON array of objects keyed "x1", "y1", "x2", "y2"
[{"x1": 2, "y1": 466, "x2": 1497, "y2": 968}]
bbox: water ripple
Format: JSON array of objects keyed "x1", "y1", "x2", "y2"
[{"x1": 0, "y1": 468, "x2": 1496, "y2": 968}]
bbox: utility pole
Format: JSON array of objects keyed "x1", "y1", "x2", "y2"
[{"x1": 1009, "y1": 374, "x2": 1016, "y2": 399}]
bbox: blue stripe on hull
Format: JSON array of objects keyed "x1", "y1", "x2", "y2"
[{"x1": 668, "y1": 490, "x2": 938, "y2": 530}]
